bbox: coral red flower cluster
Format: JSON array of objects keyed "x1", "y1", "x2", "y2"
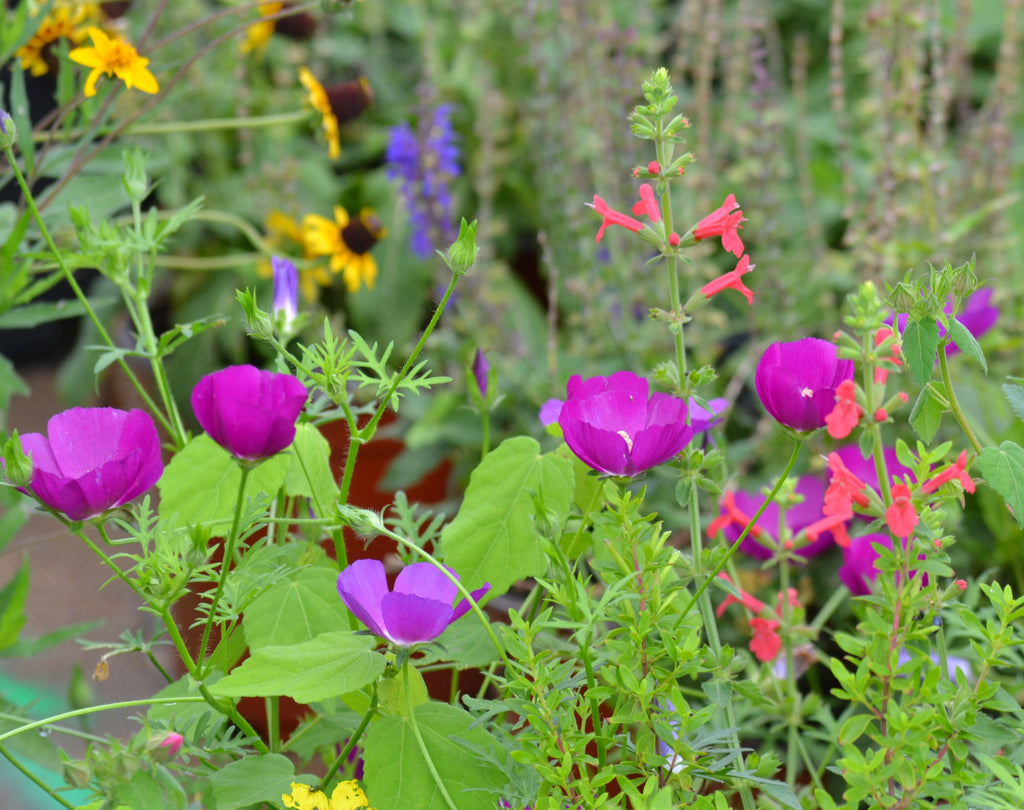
[
  {"x1": 694, "y1": 194, "x2": 745, "y2": 257},
  {"x1": 715, "y1": 574, "x2": 792, "y2": 663},
  {"x1": 825, "y1": 379, "x2": 862, "y2": 439}
]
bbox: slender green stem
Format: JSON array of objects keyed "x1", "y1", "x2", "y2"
[
  {"x1": 161, "y1": 607, "x2": 198, "y2": 677},
  {"x1": 0, "y1": 743, "x2": 76, "y2": 810},
  {"x1": 1, "y1": 144, "x2": 176, "y2": 438},
  {"x1": 32, "y1": 111, "x2": 312, "y2": 142},
  {"x1": 779, "y1": 557, "x2": 800, "y2": 784},
  {"x1": 146, "y1": 649, "x2": 174, "y2": 683},
  {"x1": 321, "y1": 687, "x2": 378, "y2": 787},
  {"x1": 82, "y1": 524, "x2": 141, "y2": 597},
  {"x1": 198, "y1": 467, "x2": 252, "y2": 675},
  {"x1": 197, "y1": 683, "x2": 268, "y2": 754},
  {"x1": 937, "y1": 347, "x2": 983, "y2": 454},
  {"x1": 338, "y1": 272, "x2": 462, "y2": 505},
  {"x1": 0, "y1": 698, "x2": 204, "y2": 744},
  {"x1": 266, "y1": 697, "x2": 280, "y2": 753},
  {"x1": 480, "y1": 410, "x2": 491, "y2": 460},
  {"x1": 809, "y1": 584, "x2": 852, "y2": 632},
  {"x1": 0, "y1": 713, "x2": 106, "y2": 744},
  {"x1": 404, "y1": 662, "x2": 459, "y2": 810}
]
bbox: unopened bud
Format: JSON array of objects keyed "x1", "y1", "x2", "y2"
[
  {"x1": 444, "y1": 218, "x2": 478, "y2": 276},
  {"x1": 897, "y1": 392, "x2": 908, "y2": 403},
  {"x1": 874, "y1": 408, "x2": 888, "y2": 422},
  {"x1": 2, "y1": 431, "x2": 33, "y2": 488},
  {"x1": 0, "y1": 108, "x2": 15, "y2": 150},
  {"x1": 955, "y1": 579, "x2": 967, "y2": 591},
  {"x1": 668, "y1": 232, "x2": 680, "y2": 247},
  {"x1": 647, "y1": 161, "x2": 661, "y2": 174},
  {"x1": 146, "y1": 731, "x2": 184, "y2": 761}
]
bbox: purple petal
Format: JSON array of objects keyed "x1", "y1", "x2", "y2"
[
  {"x1": 452, "y1": 582, "x2": 491, "y2": 621},
  {"x1": 559, "y1": 414, "x2": 631, "y2": 475},
  {"x1": 379, "y1": 592, "x2": 454, "y2": 645},
  {"x1": 689, "y1": 397, "x2": 729, "y2": 433},
  {"x1": 539, "y1": 399, "x2": 564, "y2": 426},
  {"x1": 838, "y1": 533, "x2": 892, "y2": 596},
  {"x1": 628, "y1": 423, "x2": 692, "y2": 471},
  {"x1": 337, "y1": 559, "x2": 391, "y2": 639},
  {"x1": 393, "y1": 562, "x2": 459, "y2": 605}
]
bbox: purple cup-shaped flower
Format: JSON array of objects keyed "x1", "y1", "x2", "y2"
[
  {"x1": 725, "y1": 476, "x2": 836, "y2": 560},
  {"x1": 755, "y1": 338, "x2": 855, "y2": 431},
  {"x1": 191, "y1": 365, "x2": 308, "y2": 461},
  {"x1": 557, "y1": 371, "x2": 692, "y2": 476},
  {"x1": 15, "y1": 407, "x2": 163, "y2": 520},
  {"x1": 337, "y1": 558, "x2": 490, "y2": 646}
]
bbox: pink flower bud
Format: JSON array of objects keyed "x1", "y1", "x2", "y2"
[
  {"x1": 955, "y1": 579, "x2": 967, "y2": 590},
  {"x1": 668, "y1": 232, "x2": 680, "y2": 247},
  {"x1": 647, "y1": 160, "x2": 661, "y2": 174}
]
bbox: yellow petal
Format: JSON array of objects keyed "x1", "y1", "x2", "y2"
[
  {"x1": 83, "y1": 68, "x2": 103, "y2": 97},
  {"x1": 68, "y1": 46, "x2": 105, "y2": 68},
  {"x1": 329, "y1": 780, "x2": 371, "y2": 810},
  {"x1": 127, "y1": 65, "x2": 159, "y2": 94}
]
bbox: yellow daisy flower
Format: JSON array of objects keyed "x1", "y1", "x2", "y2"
[
  {"x1": 15, "y1": 4, "x2": 93, "y2": 77},
  {"x1": 282, "y1": 780, "x2": 374, "y2": 810},
  {"x1": 240, "y1": 2, "x2": 282, "y2": 56},
  {"x1": 302, "y1": 205, "x2": 386, "y2": 294},
  {"x1": 68, "y1": 26, "x2": 159, "y2": 97},
  {"x1": 257, "y1": 210, "x2": 332, "y2": 303},
  {"x1": 298, "y1": 67, "x2": 340, "y2": 160}
]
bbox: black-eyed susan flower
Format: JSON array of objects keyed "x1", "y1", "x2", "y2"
[
  {"x1": 241, "y1": 2, "x2": 317, "y2": 55},
  {"x1": 68, "y1": 26, "x2": 159, "y2": 97},
  {"x1": 257, "y1": 210, "x2": 332, "y2": 302},
  {"x1": 302, "y1": 205, "x2": 385, "y2": 293},
  {"x1": 282, "y1": 780, "x2": 374, "y2": 810},
  {"x1": 15, "y1": 3, "x2": 94, "y2": 77},
  {"x1": 298, "y1": 68, "x2": 373, "y2": 160}
]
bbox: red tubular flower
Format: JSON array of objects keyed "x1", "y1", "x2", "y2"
[
  {"x1": 825, "y1": 379, "x2": 862, "y2": 439},
  {"x1": 886, "y1": 484, "x2": 919, "y2": 537},
  {"x1": 803, "y1": 512, "x2": 853, "y2": 547},
  {"x1": 749, "y1": 618, "x2": 782, "y2": 662},
  {"x1": 707, "y1": 491, "x2": 767, "y2": 541},
  {"x1": 921, "y1": 450, "x2": 975, "y2": 494},
  {"x1": 694, "y1": 194, "x2": 745, "y2": 257},
  {"x1": 589, "y1": 194, "x2": 646, "y2": 242},
  {"x1": 700, "y1": 254, "x2": 755, "y2": 305},
  {"x1": 631, "y1": 183, "x2": 661, "y2": 222},
  {"x1": 873, "y1": 327, "x2": 902, "y2": 384},
  {"x1": 825, "y1": 451, "x2": 871, "y2": 514},
  {"x1": 715, "y1": 573, "x2": 766, "y2": 617}
]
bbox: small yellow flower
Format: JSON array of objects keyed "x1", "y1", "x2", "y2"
[
  {"x1": 68, "y1": 26, "x2": 159, "y2": 97},
  {"x1": 15, "y1": 4, "x2": 93, "y2": 77},
  {"x1": 303, "y1": 205, "x2": 386, "y2": 293},
  {"x1": 240, "y1": 2, "x2": 283, "y2": 56},
  {"x1": 298, "y1": 67, "x2": 340, "y2": 160},
  {"x1": 281, "y1": 780, "x2": 373, "y2": 810},
  {"x1": 258, "y1": 210, "x2": 332, "y2": 303}
]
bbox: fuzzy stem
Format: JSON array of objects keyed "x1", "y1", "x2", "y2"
[{"x1": 404, "y1": 662, "x2": 458, "y2": 810}]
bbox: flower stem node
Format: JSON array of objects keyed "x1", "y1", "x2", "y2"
[
  {"x1": 336, "y1": 504, "x2": 385, "y2": 537},
  {"x1": 444, "y1": 217, "x2": 479, "y2": 276}
]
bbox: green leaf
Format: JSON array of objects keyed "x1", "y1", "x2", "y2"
[
  {"x1": 838, "y1": 713, "x2": 874, "y2": 745},
  {"x1": 978, "y1": 442, "x2": 1024, "y2": 528},
  {"x1": 209, "y1": 753, "x2": 295, "y2": 810},
  {"x1": 1001, "y1": 378, "x2": 1024, "y2": 422},
  {"x1": 909, "y1": 386, "x2": 943, "y2": 443},
  {"x1": 947, "y1": 317, "x2": 987, "y2": 373},
  {"x1": 363, "y1": 702, "x2": 505, "y2": 810},
  {"x1": 441, "y1": 437, "x2": 574, "y2": 596},
  {"x1": 212, "y1": 631, "x2": 386, "y2": 702},
  {"x1": 158, "y1": 434, "x2": 288, "y2": 526},
  {"x1": 115, "y1": 770, "x2": 187, "y2": 810},
  {"x1": 282, "y1": 422, "x2": 340, "y2": 513},
  {"x1": 0, "y1": 555, "x2": 29, "y2": 650},
  {"x1": 0, "y1": 297, "x2": 117, "y2": 329},
  {"x1": 8, "y1": 64, "x2": 35, "y2": 176},
  {"x1": 378, "y1": 664, "x2": 428, "y2": 716},
  {"x1": 242, "y1": 565, "x2": 350, "y2": 649},
  {"x1": 901, "y1": 318, "x2": 940, "y2": 385}
]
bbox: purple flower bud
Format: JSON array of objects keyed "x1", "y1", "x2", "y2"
[
  {"x1": 191, "y1": 365, "x2": 307, "y2": 461},
  {"x1": 336, "y1": 558, "x2": 490, "y2": 646},
  {"x1": 472, "y1": 348, "x2": 489, "y2": 398},
  {"x1": 754, "y1": 338, "x2": 855, "y2": 431},
  {"x1": 13, "y1": 408, "x2": 163, "y2": 521},
  {"x1": 271, "y1": 256, "x2": 298, "y2": 330},
  {"x1": 557, "y1": 371, "x2": 692, "y2": 477}
]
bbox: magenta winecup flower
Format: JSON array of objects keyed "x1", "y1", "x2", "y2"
[
  {"x1": 337, "y1": 558, "x2": 490, "y2": 646},
  {"x1": 191, "y1": 365, "x2": 308, "y2": 461},
  {"x1": 15, "y1": 407, "x2": 163, "y2": 520},
  {"x1": 754, "y1": 338, "x2": 855, "y2": 431},
  {"x1": 557, "y1": 371, "x2": 692, "y2": 476}
]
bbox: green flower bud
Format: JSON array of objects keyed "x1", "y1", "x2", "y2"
[
  {"x1": 947, "y1": 257, "x2": 978, "y2": 295},
  {"x1": 235, "y1": 288, "x2": 274, "y2": 340},
  {"x1": 889, "y1": 280, "x2": 919, "y2": 314},
  {"x1": 0, "y1": 109, "x2": 16, "y2": 151},
  {"x1": 121, "y1": 148, "x2": 150, "y2": 203},
  {"x1": 62, "y1": 759, "x2": 92, "y2": 788},
  {"x1": 444, "y1": 218, "x2": 478, "y2": 276},
  {"x1": 2, "y1": 431, "x2": 33, "y2": 488}
]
